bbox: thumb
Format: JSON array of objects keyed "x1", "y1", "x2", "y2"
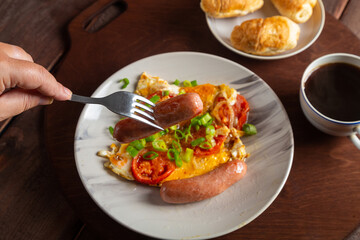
[{"x1": 0, "y1": 88, "x2": 52, "y2": 121}]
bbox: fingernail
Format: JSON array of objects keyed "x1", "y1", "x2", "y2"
[
  {"x1": 63, "y1": 87, "x2": 72, "y2": 99},
  {"x1": 39, "y1": 97, "x2": 54, "y2": 105}
]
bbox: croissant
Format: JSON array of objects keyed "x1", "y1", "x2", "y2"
[
  {"x1": 271, "y1": 0, "x2": 317, "y2": 23},
  {"x1": 230, "y1": 16, "x2": 300, "y2": 56},
  {"x1": 200, "y1": 0, "x2": 264, "y2": 18}
]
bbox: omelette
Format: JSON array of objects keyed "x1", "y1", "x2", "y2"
[{"x1": 98, "y1": 72, "x2": 252, "y2": 185}]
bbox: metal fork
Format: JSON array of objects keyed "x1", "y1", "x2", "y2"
[{"x1": 70, "y1": 91, "x2": 163, "y2": 130}]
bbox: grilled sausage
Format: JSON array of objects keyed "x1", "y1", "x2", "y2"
[
  {"x1": 160, "y1": 159, "x2": 247, "y2": 204},
  {"x1": 113, "y1": 93, "x2": 203, "y2": 143}
]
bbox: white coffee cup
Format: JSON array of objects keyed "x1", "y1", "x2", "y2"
[{"x1": 299, "y1": 53, "x2": 360, "y2": 149}]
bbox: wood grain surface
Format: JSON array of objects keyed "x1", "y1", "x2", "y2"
[
  {"x1": 0, "y1": 0, "x2": 359, "y2": 239},
  {"x1": 45, "y1": 0, "x2": 360, "y2": 239}
]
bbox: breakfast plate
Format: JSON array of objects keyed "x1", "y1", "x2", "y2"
[
  {"x1": 206, "y1": 0, "x2": 325, "y2": 60},
  {"x1": 74, "y1": 52, "x2": 294, "y2": 239}
]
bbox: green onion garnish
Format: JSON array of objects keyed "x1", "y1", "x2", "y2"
[
  {"x1": 119, "y1": 78, "x2": 129, "y2": 89},
  {"x1": 191, "y1": 80, "x2": 198, "y2": 86},
  {"x1": 108, "y1": 126, "x2": 114, "y2": 135},
  {"x1": 172, "y1": 140, "x2": 182, "y2": 153},
  {"x1": 159, "y1": 129, "x2": 169, "y2": 136},
  {"x1": 191, "y1": 137, "x2": 206, "y2": 147},
  {"x1": 183, "y1": 80, "x2": 192, "y2": 87},
  {"x1": 179, "y1": 89, "x2": 186, "y2": 95},
  {"x1": 150, "y1": 95, "x2": 160, "y2": 103},
  {"x1": 143, "y1": 151, "x2": 158, "y2": 160},
  {"x1": 174, "y1": 152, "x2": 182, "y2": 167},
  {"x1": 206, "y1": 125, "x2": 215, "y2": 136},
  {"x1": 169, "y1": 125, "x2": 178, "y2": 131},
  {"x1": 167, "y1": 148, "x2": 177, "y2": 160},
  {"x1": 182, "y1": 148, "x2": 193, "y2": 163},
  {"x1": 126, "y1": 146, "x2": 139, "y2": 157},
  {"x1": 129, "y1": 139, "x2": 146, "y2": 150},
  {"x1": 174, "y1": 79, "x2": 180, "y2": 86},
  {"x1": 145, "y1": 133, "x2": 159, "y2": 142},
  {"x1": 242, "y1": 123, "x2": 257, "y2": 136},
  {"x1": 174, "y1": 129, "x2": 185, "y2": 140},
  {"x1": 199, "y1": 141, "x2": 212, "y2": 149},
  {"x1": 162, "y1": 90, "x2": 170, "y2": 96},
  {"x1": 152, "y1": 140, "x2": 168, "y2": 152},
  {"x1": 199, "y1": 113, "x2": 212, "y2": 125}
]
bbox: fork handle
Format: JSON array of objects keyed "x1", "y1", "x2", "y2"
[{"x1": 70, "y1": 94, "x2": 101, "y2": 104}]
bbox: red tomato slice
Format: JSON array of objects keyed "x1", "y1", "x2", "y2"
[
  {"x1": 193, "y1": 135, "x2": 226, "y2": 157},
  {"x1": 131, "y1": 149, "x2": 175, "y2": 185},
  {"x1": 215, "y1": 94, "x2": 250, "y2": 130},
  {"x1": 233, "y1": 94, "x2": 250, "y2": 129}
]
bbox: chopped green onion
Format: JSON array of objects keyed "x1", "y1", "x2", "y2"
[
  {"x1": 145, "y1": 133, "x2": 160, "y2": 142},
  {"x1": 182, "y1": 148, "x2": 193, "y2": 163},
  {"x1": 150, "y1": 95, "x2": 160, "y2": 103},
  {"x1": 169, "y1": 125, "x2": 178, "y2": 131},
  {"x1": 203, "y1": 118, "x2": 213, "y2": 127},
  {"x1": 174, "y1": 129, "x2": 185, "y2": 140},
  {"x1": 174, "y1": 152, "x2": 182, "y2": 167},
  {"x1": 108, "y1": 126, "x2": 114, "y2": 135},
  {"x1": 191, "y1": 80, "x2": 198, "y2": 86},
  {"x1": 129, "y1": 139, "x2": 145, "y2": 150},
  {"x1": 119, "y1": 78, "x2": 129, "y2": 89},
  {"x1": 172, "y1": 140, "x2": 182, "y2": 153},
  {"x1": 199, "y1": 113, "x2": 212, "y2": 125},
  {"x1": 126, "y1": 146, "x2": 139, "y2": 157},
  {"x1": 167, "y1": 149, "x2": 177, "y2": 160},
  {"x1": 143, "y1": 151, "x2": 158, "y2": 160},
  {"x1": 199, "y1": 141, "x2": 212, "y2": 149},
  {"x1": 184, "y1": 125, "x2": 193, "y2": 142},
  {"x1": 191, "y1": 137, "x2": 206, "y2": 147},
  {"x1": 152, "y1": 140, "x2": 168, "y2": 152},
  {"x1": 183, "y1": 80, "x2": 192, "y2": 87},
  {"x1": 162, "y1": 90, "x2": 170, "y2": 96},
  {"x1": 179, "y1": 89, "x2": 186, "y2": 95},
  {"x1": 243, "y1": 123, "x2": 257, "y2": 136},
  {"x1": 159, "y1": 128, "x2": 169, "y2": 136},
  {"x1": 206, "y1": 125, "x2": 215, "y2": 136},
  {"x1": 174, "y1": 79, "x2": 180, "y2": 86}
]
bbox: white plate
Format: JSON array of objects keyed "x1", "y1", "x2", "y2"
[
  {"x1": 74, "y1": 52, "x2": 294, "y2": 239},
  {"x1": 206, "y1": 0, "x2": 325, "y2": 60}
]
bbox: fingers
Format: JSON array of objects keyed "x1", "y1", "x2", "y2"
[
  {"x1": 0, "y1": 57, "x2": 72, "y2": 101},
  {"x1": 0, "y1": 88, "x2": 53, "y2": 121},
  {"x1": 0, "y1": 42, "x2": 34, "y2": 62}
]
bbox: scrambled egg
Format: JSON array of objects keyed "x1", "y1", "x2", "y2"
[{"x1": 98, "y1": 72, "x2": 249, "y2": 184}]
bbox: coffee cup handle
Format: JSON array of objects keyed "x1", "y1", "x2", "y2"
[{"x1": 349, "y1": 126, "x2": 360, "y2": 150}]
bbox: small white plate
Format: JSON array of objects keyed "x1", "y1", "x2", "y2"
[
  {"x1": 74, "y1": 52, "x2": 294, "y2": 239},
  {"x1": 206, "y1": 0, "x2": 325, "y2": 60}
]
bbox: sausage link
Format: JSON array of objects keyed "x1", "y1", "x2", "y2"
[
  {"x1": 113, "y1": 93, "x2": 203, "y2": 143},
  {"x1": 160, "y1": 159, "x2": 247, "y2": 204}
]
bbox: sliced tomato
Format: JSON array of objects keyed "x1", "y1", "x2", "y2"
[
  {"x1": 233, "y1": 94, "x2": 250, "y2": 129},
  {"x1": 215, "y1": 94, "x2": 250, "y2": 130},
  {"x1": 194, "y1": 134, "x2": 226, "y2": 157},
  {"x1": 131, "y1": 149, "x2": 175, "y2": 185},
  {"x1": 216, "y1": 101, "x2": 233, "y2": 128}
]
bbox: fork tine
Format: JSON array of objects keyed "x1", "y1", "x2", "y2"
[
  {"x1": 133, "y1": 102, "x2": 154, "y2": 113},
  {"x1": 133, "y1": 95, "x2": 155, "y2": 107},
  {"x1": 132, "y1": 108, "x2": 155, "y2": 121},
  {"x1": 130, "y1": 113, "x2": 164, "y2": 130}
]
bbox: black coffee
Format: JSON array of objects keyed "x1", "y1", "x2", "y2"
[{"x1": 304, "y1": 62, "x2": 360, "y2": 121}]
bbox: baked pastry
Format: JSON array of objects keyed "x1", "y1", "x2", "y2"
[
  {"x1": 271, "y1": 0, "x2": 317, "y2": 23},
  {"x1": 230, "y1": 16, "x2": 300, "y2": 56},
  {"x1": 200, "y1": 0, "x2": 264, "y2": 18}
]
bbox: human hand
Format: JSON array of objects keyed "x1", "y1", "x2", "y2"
[{"x1": 0, "y1": 42, "x2": 72, "y2": 121}]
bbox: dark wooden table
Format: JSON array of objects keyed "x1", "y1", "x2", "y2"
[{"x1": 0, "y1": 0, "x2": 359, "y2": 239}]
